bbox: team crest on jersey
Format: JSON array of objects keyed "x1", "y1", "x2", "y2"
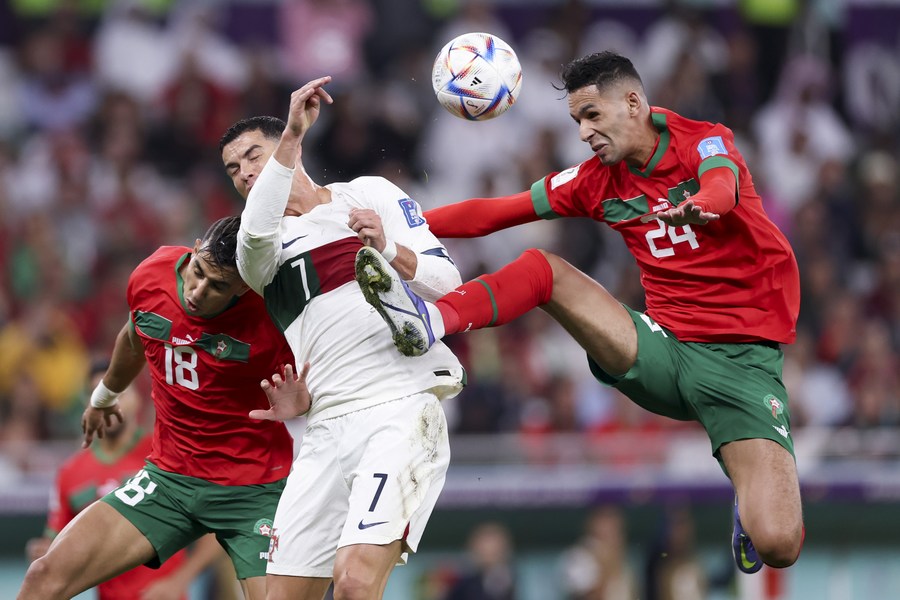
[
  {"x1": 398, "y1": 198, "x2": 425, "y2": 228},
  {"x1": 254, "y1": 518, "x2": 274, "y2": 537},
  {"x1": 551, "y1": 165, "x2": 580, "y2": 190},
  {"x1": 697, "y1": 136, "x2": 728, "y2": 159},
  {"x1": 763, "y1": 394, "x2": 784, "y2": 418}
]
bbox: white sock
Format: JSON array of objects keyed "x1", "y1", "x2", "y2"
[{"x1": 425, "y1": 301, "x2": 445, "y2": 340}]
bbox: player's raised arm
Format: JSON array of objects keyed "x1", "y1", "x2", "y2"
[
  {"x1": 423, "y1": 190, "x2": 538, "y2": 238},
  {"x1": 235, "y1": 78, "x2": 333, "y2": 294},
  {"x1": 82, "y1": 322, "x2": 146, "y2": 448}
]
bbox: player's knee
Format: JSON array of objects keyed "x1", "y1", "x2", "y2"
[
  {"x1": 753, "y1": 523, "x2": 803, "y2": 568},
  {"x1": 332, "y1": 568, "x2": 379, "y2": 600},
  {"x1": 19, "y1": 557, "x2": 67, "y2": 599}
]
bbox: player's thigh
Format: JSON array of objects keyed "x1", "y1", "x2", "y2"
[
  {"x1": 201, "y1": 477, "x2": 287, "y2": 580},
  {"x1": 586, "y1": 306, "x2": 693, "y2": 421},
  {"x1": 103, "y1": 464, "x2": 206, "y2": 566},
  {"x1": 540, "y1": 251, "x2": 637, "y2": 376},
  {"x1": 238, "y1": 575, "x2": 266, "y2": 600},
  {"x1": 338, "y1": 394, "x2": 450, "y2": 562},
  {"x1": 24, "y1": 501, "x2": 155, "y2": 596}
]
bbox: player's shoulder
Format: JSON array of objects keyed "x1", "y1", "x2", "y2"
[
  {"x1": 654, "y1": 107, "x2": 724, "y2": 136},
  {"x1": 134, "y1": 246, "x2": 191, "y2": 277},
  {"x1": 342, "y1": 176, "x2": 410, "y2": 204},
  {"x1": 129, "y1": 246, "x2": 188, "y2": 294}
]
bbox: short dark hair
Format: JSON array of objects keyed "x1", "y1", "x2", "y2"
[
  {"x1": 559, "y1": 51, "x2": 643, "y2": 94},
  {"x1": 199, "y1": 216, "x2": 241, "y2": 271},
  {"x1": 218, "y1": 116, "x2": 285, "y2": 154}
]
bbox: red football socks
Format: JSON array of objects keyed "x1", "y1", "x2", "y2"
[{"x1": 436, "y1": 248, "x2": 554, "y2": 335}]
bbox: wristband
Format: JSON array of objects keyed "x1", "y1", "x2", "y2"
[
  {"x1": 90, "y1": 380, "x2": 121, "y2": 408},
  {"x1": 381, "y1": 239, "x2": 398, "y2": 262}
]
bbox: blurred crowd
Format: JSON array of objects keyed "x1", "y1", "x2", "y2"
[{"x1": 0, "y1": 0, "x2": 898, "y2": 469}]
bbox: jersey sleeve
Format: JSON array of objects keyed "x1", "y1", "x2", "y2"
[
  {"x1": 423, "y1": 191, "x2": 538, "y2": 238},
  {"x1": 529, "y1": 160, "x2": 597, "y2": 220},
  {"x1": 355, "y1": 177, "x2": 462, "y2": 299},
  {"x1": 686, "y1": 123, "x2": 742, "y2": 209},
  {"x1": 237, "y1": 156, "x2": 293, "y2": 294}
]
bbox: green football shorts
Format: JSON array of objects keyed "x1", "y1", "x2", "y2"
[
  {"x1": 101, "y1": 461, "x2": 286, "y2": 579},
  {"x1": 588, "y1": 305, "x2": 794, "y2": 465}
]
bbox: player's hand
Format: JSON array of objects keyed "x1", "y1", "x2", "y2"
[
  {"x1": 250, "y1": 362, "x2": 312, "y2": 421},
  {"x1": 348, "y1": 208, "x2": 388, "y2": 252},
  {"x1": 81, "y1": 405, "x2": 124, "y2": 448},
  {"x1": 139, "y1": 575, "x2": 189, "y2": 600},
  {"x1": 285, "y1": 76, "x2": 333, "y2": 140},
  {"x1": 655, "y1": 199, "x2": 719, "y2": 226}
]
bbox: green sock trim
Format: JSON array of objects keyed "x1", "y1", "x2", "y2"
[{"x1": 474, "y1": 279, "x2": 499, "y2": 326}]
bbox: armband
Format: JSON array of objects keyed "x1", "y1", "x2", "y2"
[
  {"x1": 90, "y1": 380, "x2": 120, "y2": 408},
  {"x1": 381, "y1": 239, "x2": 398, "y2": 262}
]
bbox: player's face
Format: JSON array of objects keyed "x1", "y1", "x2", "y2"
[
  {"x1": 181, "y1": 246, "x2": 249, "y2": 317},
  {"x1": 568, "y1": 84, "x2": 645, "y2": 167},
  {"x1": 221, "y1": 130, "x2": 278, "y2": 200}
]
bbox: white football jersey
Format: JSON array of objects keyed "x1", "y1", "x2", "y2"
[{"x1": 238, "y1": 161, "x2": 464, "y2": 424}]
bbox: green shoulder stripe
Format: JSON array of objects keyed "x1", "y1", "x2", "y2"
[
  {"x1": 602, "y1": 195, "x2": 649, "y2": 224},
  {"x1": 196, "y1": 333, "x2": 250, "y2": 363},
  {"x1": 133, "y1": 311, "x2": 172, "y2": 341}
]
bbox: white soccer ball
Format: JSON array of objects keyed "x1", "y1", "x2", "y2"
[{"x1": 431, "y1": 32, "x2": 523, "y2": 121}]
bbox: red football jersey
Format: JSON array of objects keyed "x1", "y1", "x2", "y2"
[
  {"x1": 128, "y1": 246, "x2": 294, "y2": 485},
  {"x1": 531, "y1": 108, "x2": 799, "y2": 344},
  {"x1": 46, "y1": 432, "x2": 188, "y2": 600}
]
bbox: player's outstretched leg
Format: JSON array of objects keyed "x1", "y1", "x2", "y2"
[
  {"x1": 355, "y1": 247, "x2": 436, "y2": 357},
  {"x1": 732, "y1": 495, "x2": 762, "y2": 574}
]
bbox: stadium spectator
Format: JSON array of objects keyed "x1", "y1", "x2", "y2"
[
  {"x1": 560, "y1": 505, "x2": 637, "y2": 600},
  {"x1": 445, "y1": 521, "x2": 517, "y2": 600}
]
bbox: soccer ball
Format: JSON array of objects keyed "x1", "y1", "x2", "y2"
[{"x1": 431, "y1": 32, "x2": 523, "y2": 121}]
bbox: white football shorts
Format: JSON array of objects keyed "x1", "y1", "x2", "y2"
[{"x1": 265, "y1": 392, "x2": 450, "y2": 577}]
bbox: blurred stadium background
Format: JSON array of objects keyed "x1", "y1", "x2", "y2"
[{"x1": 0, "y1": 0, "x2": 898, "y2": 598}]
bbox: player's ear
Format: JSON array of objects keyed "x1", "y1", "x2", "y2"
[
  {"x1": 192, "y1": 239, "x2": 202, "y2": 254},
  {"x1": 626, "y1": 90, "x2": 642, "y2": 116}
]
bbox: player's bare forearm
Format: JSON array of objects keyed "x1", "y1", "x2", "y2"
[{"x1": 104, "y1": 322, "x2": 147, "y2": 392}]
